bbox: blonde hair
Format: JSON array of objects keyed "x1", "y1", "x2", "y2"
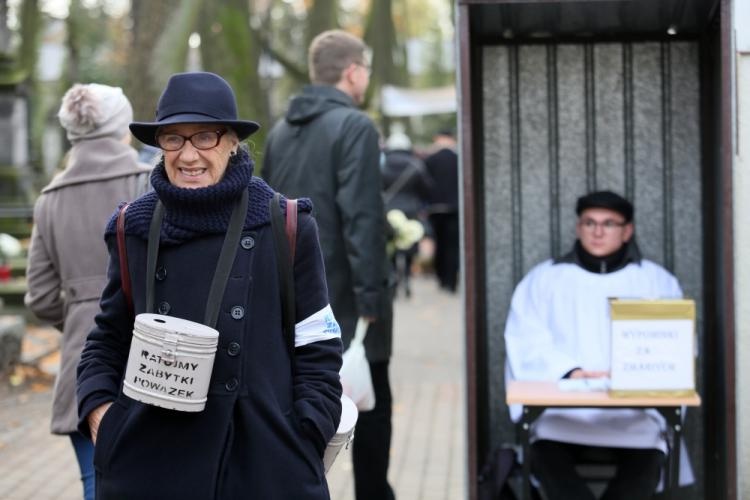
[{"x1": 308, "y1": 30, "x2": 367, "y2": 85}]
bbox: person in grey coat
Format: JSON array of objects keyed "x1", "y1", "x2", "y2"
[
  {"x1": 24, "y1": 83, "x2": 151, "y2": 500},
  {"x1": 262, "y1": 30, "x2": 396, "y2": 500}
]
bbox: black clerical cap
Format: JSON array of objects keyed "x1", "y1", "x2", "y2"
[{"x1": 575, "y1": 190, "x2": 634, "y2": 222}]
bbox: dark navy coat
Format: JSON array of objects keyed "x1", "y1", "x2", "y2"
[{"x1": 77, "y1": 202, "x2": 343, "y2": 499}]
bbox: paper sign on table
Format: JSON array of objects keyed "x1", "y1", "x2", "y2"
[{"x1": 609, "y1": 299, "x2": 696, "y2": 397}]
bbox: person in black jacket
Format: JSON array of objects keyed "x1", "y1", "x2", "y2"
[
  {"x1": 381, "y1": 130, "x2": 432, "y2": 298},
  {"x1": 76, "y1": 72, "x2": 343, "y2": 499},
  {"x1": 424, "y1": 129, "x2": 460, "y2": 292},
  {"x1": 262, "y1": 30, "x2": 396, "y2": 500}
]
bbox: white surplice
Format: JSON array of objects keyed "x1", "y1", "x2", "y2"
[{"x1": 504, "y1": 258, "x2": 682, "y2": 452}]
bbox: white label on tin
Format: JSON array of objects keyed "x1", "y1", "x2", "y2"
[{"x1": 124, "y1": 337, "x2": 215, "y2": 408}]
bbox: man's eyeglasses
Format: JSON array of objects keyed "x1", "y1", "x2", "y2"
[
  {"x1": 579, "y1": 218, "x2": 628, "y2": 231},
  {"x1": 156, "y1": 130, "x2": 227, "y2": 151},
  {"x1": 355, "y1": 62, "x2": 372, "y2": 76}
]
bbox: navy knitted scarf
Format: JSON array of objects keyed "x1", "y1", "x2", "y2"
[{"x1": 105, "y1": 148, "x2": 311, "y2": 245}]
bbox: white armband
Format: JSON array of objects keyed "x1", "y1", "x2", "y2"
[{"x1": 295, "y1": 304, "x2": 341, "y2": 347}]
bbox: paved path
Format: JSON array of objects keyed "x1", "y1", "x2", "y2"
[
  {"x1": 0, "y1": 275, "x2": 466, "y2": 499},
  {"x1": 327, "y1": 275, "x2": 466, "y2": 499}
]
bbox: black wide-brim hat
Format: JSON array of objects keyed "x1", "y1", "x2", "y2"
[{"x1": 130, "y1": 72, "x2": 260, "y2": 147}]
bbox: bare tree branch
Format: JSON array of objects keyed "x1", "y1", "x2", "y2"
[{"x1": 248, "y1": 22, "x2": 307, "y2": 84}]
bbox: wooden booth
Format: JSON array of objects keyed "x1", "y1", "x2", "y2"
[{"x1": 457, "y1": 1, "x2": 735, "y2": 499}]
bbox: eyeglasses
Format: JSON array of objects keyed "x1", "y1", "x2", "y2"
[
  {"x1": 156, "y1": 130, "x2": 227, "y2": 151},
  {"x1": 355, "y1": 62, "x2": 372, "y2": 76},
  {"x1": 579, "y1": 218, "x2": 628, "y2": 231}
]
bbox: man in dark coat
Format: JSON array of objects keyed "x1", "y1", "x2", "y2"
[
  {"x1": 424, "y1": 129, "x2": 460, "y2": 292},
  {"x1": 262, "y1": 30, "x2": 396, "y2": 500}
]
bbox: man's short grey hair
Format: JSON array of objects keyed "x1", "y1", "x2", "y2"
[{"x1": 308, "y1": 30, "x2": 368, "y2": 85}]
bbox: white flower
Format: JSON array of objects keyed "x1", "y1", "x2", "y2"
[
  {"x1": 387, "y1": 209, "x2": 424, "y2": 251},
  {"x1": 0, "y1": 233, "x2": 22, "y2": 258}
]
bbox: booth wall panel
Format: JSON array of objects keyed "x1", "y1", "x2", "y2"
[
  {"x1": 518, "y1": 45, "x2": 552, "y2": 275},
  {"x1": 594, "y1": 43, "x2": 626, "y2": 193},
  {"x1": 632, "y1": 42, "x2": 666, "y2": 266},
  {"x1": 556, "y1": 45, "x2": 588, "y2": 253},
  {"x1": 483, "y1": 45, "x2": 516, "y2": 445}
]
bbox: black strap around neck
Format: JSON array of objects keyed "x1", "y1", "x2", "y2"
[
  {"x1": 145, "y1": 201, "x2": 165, "y2": 315},
  {"x1": 146, "y1": 189, "x2": 249, "y2": 329}
]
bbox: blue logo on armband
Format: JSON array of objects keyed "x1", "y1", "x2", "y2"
[{"x1": 323, "y1": 313, "x2": 341, "y2": 335}]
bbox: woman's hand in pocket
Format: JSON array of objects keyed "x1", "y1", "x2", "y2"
[{"x1": 88, "y1": 402, "x2": 113, "y2": 445}]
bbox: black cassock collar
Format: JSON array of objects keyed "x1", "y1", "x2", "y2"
[{"x1": 554, "y1": 239, "x2": 642, "y2": 274}]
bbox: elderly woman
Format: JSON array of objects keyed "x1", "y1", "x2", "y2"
[{"x1": 76, "y1": 72, "x2": 343, "y2": 499}]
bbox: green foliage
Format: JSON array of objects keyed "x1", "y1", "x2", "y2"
[
  {"x1": 0, "y1": 166, "x2": 33, "y2": 239},
  {"x1": 17, "y1": 0, "x2": 40, "y2": 77},
  {"x1": 17, "y1": 0, "x2": 43, "y2": 178},
  {"x1": 6, "y1": 0, "x2": 457, "y2": 174},
  {"x1": 421, "y1": 112, "x2": 457, "y2": 140},
  {"x1": 65, "y1": 0, "x2": 129, "y2": 85},
  {"x1": 150, "y1": 0, "x2": 201, "y2": 89},
  {"x1": 0, "y1": 53, "x2": 26, "y2": 85},
  {"x1": 411, "y1": 25, "x2": 453, "y2": 88},
  {"x1": 250, "y1": 1, "x2": 308, "y2": 86},
  {"x1": 365, "y1": 0, "x2": 406, "y2": 88},
  {"x1": 126, "y1": 0, "x2": 180, "y2": 123},
  {"x1": 305, "y1": 0, "x2": 338, "y2": 49},
  {"x1": 199, "y1": 0, "x2": 269, "y2": 154}
]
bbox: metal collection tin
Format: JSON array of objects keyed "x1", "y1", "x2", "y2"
[{"x1": 123, "y1": 313, "x2": 219, "y2": 412}]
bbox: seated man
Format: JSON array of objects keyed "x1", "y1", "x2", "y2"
[{"x1": 504, "y1": 191, "x2": 683, "y2": 500}]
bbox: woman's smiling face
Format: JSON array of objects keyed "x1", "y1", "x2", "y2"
[{"x1": 158, "y1": 123, "x2": 238, "y2": 189}]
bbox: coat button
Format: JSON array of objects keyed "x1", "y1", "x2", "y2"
[
  {"x1": 230, "y1": 306, "x2": 245, "y2": 320},
  {"x1": 157, "y1": 301, "x2": 171, "y2": 315},
  {"x1": 155, "y1": 266, "x2": 167, "y2": 281},
  {"x1": 240, "y1": 236, "x2": 255, "y2": 250},
  {"x1": 225, "y1": 378, "x2": 239, "y2": 391},
  {"x1": 227, "y1": 342, "x2": 241, "y2": 356}
]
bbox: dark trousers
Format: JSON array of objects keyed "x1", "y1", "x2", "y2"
[
  {"x1": 429, "y1": 212, "x2": 459, "y2": 291},
  {"x1": 531, "y1": 440, "x2": 665, "y2": 500},
  {"x1": 352, "y1": 361, "x2": 396, "y2": 500},
  {"x1": 392, "y1": 247, "x2": 416, "y2": 297}
]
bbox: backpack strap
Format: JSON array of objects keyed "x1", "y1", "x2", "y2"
[
  {"x1": 286, "y1": 198, "x2": 298, "y2": 264},
  {"x1": 116, "y1": 203, "x2": 134, "y2": 317},
  {"x1": 382, "y1": 159, "x2": 418, "y2": 206},
  {"x1": 270, "y1": 193, "x2": 297, "y2": 359}
]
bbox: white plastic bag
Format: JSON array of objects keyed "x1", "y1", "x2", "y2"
[{"x1": 340, "y1": 317, "x2": 376, "y2": 411}]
